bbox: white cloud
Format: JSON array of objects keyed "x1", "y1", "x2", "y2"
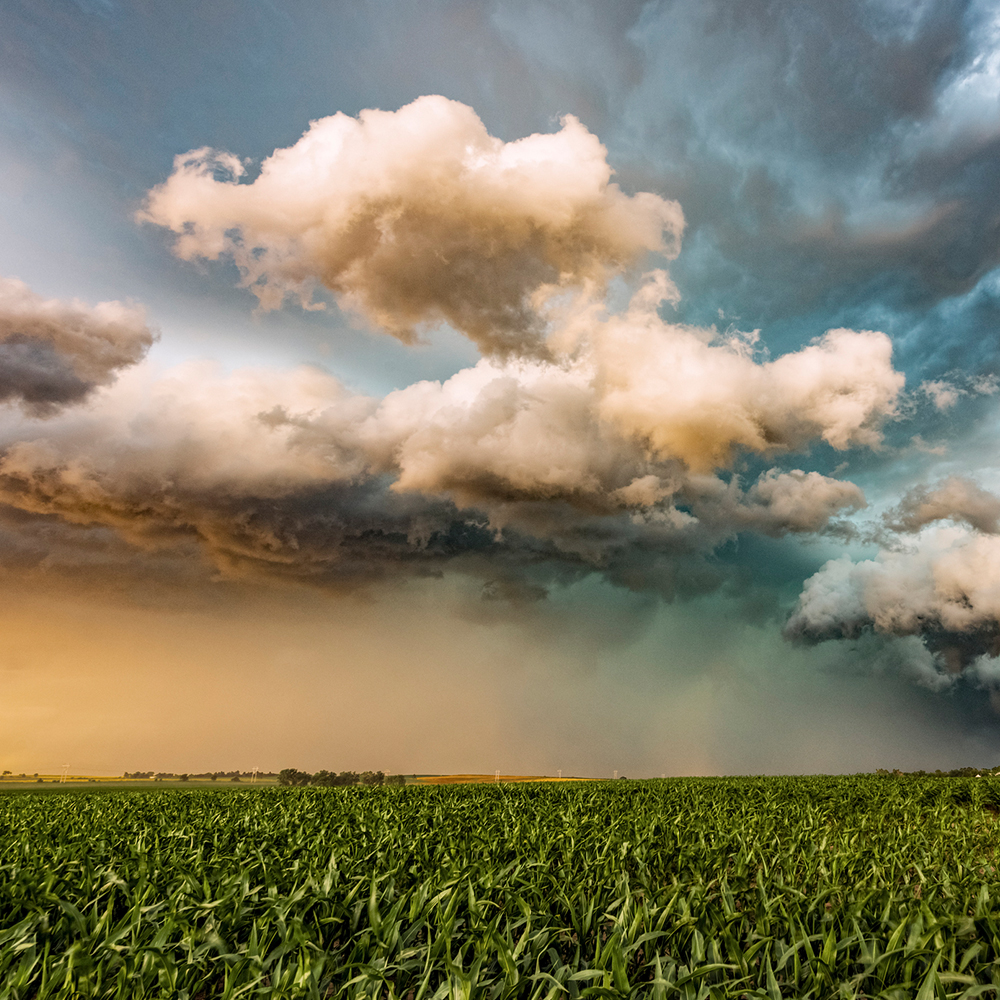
[
  {"x1": 787, "y1": 525, "x2": 1000, "y2": 667},
  {"x1": 138, "y1": 95, "x2": 683, "y2": 358}
]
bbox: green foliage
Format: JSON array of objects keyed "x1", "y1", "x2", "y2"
[
  {"x1": 278, "y1": 768, "x2": 312, "y2": 787},
  {"x1": 1, "y1": 776, "x2": 1000, "y2": 997}
]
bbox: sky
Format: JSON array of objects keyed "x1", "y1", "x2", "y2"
[{"x1": 2, "y1": 0, "x2": 1000, "y2": 777}]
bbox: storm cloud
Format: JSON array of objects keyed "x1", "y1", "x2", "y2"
[
  {"x1": 0, "y1": 275, "x2": 897, "y2": 591},
  {"x1": 9, "y1": 0, "x2": 1000, "y2": 773}
]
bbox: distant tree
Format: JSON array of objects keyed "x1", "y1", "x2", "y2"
[
  {"x1": 360, "y1": 771, "x2": 385, "y2": 786},
  {"x1": 2, "y1": 770, "x2": 10, "y2": 776},
  {"x1": 210, "y1": 773, "x2": 218, "y2": 781},
  {"x1": 311, "y1": 770, "x2": 336, "y2": 786},
  {"x1": 384, "y1": 774, "x2": 406, "y2": 786},
  {"x1": 278, "y1": 768, "x2": 312, "y2": 786},
  {"x1": 179, "y1": 774, "x2": 189, "y2": 782},
  {"x1": 334, "y1": 771, "x2": 358, "y2": 786},
  {"x1": 230, "y1": 775, "x2": 241, "y2": 782}
]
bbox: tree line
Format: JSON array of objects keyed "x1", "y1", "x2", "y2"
[{"x1": 277, "y1": 769, "x2": 405, "y2": 786}]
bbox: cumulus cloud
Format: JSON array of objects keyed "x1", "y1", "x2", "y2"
[
  {"x1": 787, "y1": 477, "x2": 1000, "y2": 695},
  {"x1": 138, "y1": 95, "x2": 683, "y2": 357},
  {"x1": 786, "y1": 526, "x2": 1000, "y2": 674},
  {"x1": 594, "y1": 295, "x2": 903, "y2": 471},
  {"x1": 730, "y1": 469, "x2": 866, "y2": 536},
  {"x1": 884, "y1": 477, "x2": 1000, "y2": 535},
  {"x1": 916, "y1": 375, "x2": 998, "y2": 413},
  {"x1": 257, "y1": 270, "x2": 899, "y2": 513},
  {"x1": 0, "y1": 277, "x2": 153, "y2": 415},
  {"x1": 920, "y1": 379, "x2": 962, "y2": 411},
  {"x1": 0, "y1": 292, "x2": 891, "y2": 591}
]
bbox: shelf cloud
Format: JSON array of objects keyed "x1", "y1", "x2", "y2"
[{"x1": 0, "y1": 277, "x2": 898, "y2": 593}]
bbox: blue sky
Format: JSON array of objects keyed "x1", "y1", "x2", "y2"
[{"x1": 2, "y1": 0, "x2": 1000, "y2": 775}]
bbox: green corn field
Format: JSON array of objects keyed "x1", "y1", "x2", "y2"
[{"x1": 2, "y1": 776, "x2": 1000, "y2": 999}]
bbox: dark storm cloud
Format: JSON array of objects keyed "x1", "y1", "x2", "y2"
[
  {"x1": 594, "y1": 0, "x2": 998, "y2": 357},
  {"x1": 0, "y1": 396, "x2": 868, "y2": 600},
  {"x1": 0, "y1": 340, "x2": 91, "y2": 412}
]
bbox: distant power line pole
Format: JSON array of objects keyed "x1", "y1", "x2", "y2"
[
  {"x1": 495, "y1": 770, "x2": 500, "y2": 783},
  {"x1": 60, "y1": 764, "x2": 69, "y2": 784}
]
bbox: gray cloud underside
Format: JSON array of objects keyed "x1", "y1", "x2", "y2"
[
  {"x1": 0, "y1": 406, "x2": 866, "y2": 600},
  {"x1": 0, "y1": 277, "x2": 154, "y2": 416}
]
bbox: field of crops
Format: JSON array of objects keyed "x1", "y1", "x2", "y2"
[{"x1": 2, "y1": 777, "x2": 1000, "y2": 999}]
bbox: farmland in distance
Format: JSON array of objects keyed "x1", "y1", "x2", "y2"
[{"x1": 2, "y1": 776, "x2": 1000, "y2": 998}]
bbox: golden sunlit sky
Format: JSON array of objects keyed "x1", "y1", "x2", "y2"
[{"x1": 3, "y1": 0, "x2": 1000, "y2": 776}]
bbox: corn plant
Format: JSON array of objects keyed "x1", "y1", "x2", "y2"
[{"x1": 2, "y1": 776, "x2": 1000, "y2": 998}]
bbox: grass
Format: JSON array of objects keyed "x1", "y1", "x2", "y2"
[{"x1": 1, "y1": 776, "x2": 999, "y2": 998}]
